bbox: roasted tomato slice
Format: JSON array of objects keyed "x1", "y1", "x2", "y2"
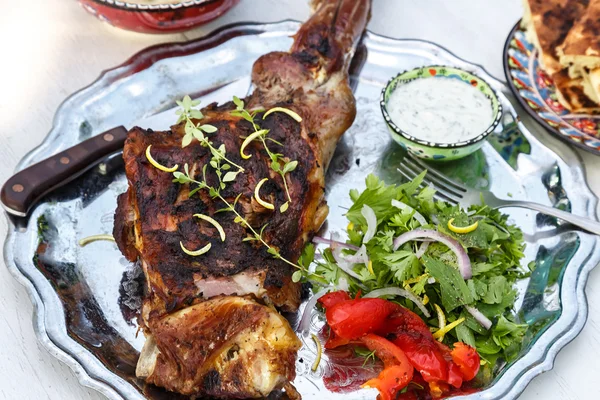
[
  {"x1": 451, "y1": 342, "x2": 480, "y2": 381},
  {"x1": 326, "y1": 298, "x2": 397, "y2": 340},
  {"x1": 318, "y1": 290, "x2": 352, "y2": 309}
]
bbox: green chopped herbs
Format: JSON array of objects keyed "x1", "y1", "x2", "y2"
[{"x1": 301, "y1": 173, "x2": 533, "y2": 369}]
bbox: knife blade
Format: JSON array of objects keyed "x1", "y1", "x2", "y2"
[{"x1": 1, "y1": 76, "x2": 252, "y2": 218}]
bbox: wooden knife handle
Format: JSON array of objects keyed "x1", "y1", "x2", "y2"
[{"x1": 1, "y1": 126, "x2": 128, "y2": 217}]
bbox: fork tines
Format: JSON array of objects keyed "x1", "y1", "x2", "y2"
[{"x1": 397, "y1": 155, "x2": 467, "y2": 205}]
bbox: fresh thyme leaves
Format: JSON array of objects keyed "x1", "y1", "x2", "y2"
[
  {"x1": 354, "y1": 347, "x2": 378, "y2": 366},
  {"x1": 176, "y1": 95, "x2": 245, "y2": 173},
  {"x1": 230, "y1": 96, "x2": 299, "y2": 209}
]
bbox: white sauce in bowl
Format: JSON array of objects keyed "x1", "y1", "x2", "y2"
[{"x1": 387, "y1": 78, "x2": 494, "y2": 144}]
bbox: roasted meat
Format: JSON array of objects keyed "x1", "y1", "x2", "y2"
[
  {"x1": 113, "y1": 0, "x2": 372, "y2": 397},
  {"x1": 135, "y1": 296, "x2": 300, "y2": 398}
]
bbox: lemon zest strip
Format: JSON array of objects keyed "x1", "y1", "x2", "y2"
[
  {"x1": 180, "y1": 241, "x2": 211, "y2": 256},
  {"x1": 311, "y1": 334, "x2": 322, "y2": 372},
  {"x1": 254, "y1": 178, "x2": 275, "y2": 210},
  {"x1": 78, "y1": 234, "x2": 115, "y2": 247},
  {"x1": 145, "y1": 145, "x2": 179, "y2": 172},
  {"x1": 263, "y1": 107, "x2": 302, "y2": 122},
  {"x1": 432, "y1": 317, "x2": 465, "y2": 340},
  {"x1": 239, "y1": 129, "x2": 268, "y2": 159},
  {"x1": 403, "y1": 273, "x2": 429, "y2": 285},
  {"x1": 433, "y1": 304, "x2": 446, "y2": 341},
  {"x1": 367, "y1": 260, "x2": 375, "y2": 275},
  {"x1": 194, "y1": 214, "x2": 226, "y2": 242},
  {"x1": 448, "y1": 218, "x2": 479, "y2": 234}
]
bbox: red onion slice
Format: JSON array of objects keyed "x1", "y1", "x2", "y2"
[
  {"x1": 364, "y1": 287, "x2": 431, "y2": 318},
  {"x1": 337, "y1": 277, "x2": 350, "y2": 292},
  {"x1": 343, "y1": 244, "x2": 369, "y2": 265},
  {"x1": 298, "y1": 287, "x2": 331, "y2": 336},
  {"x1": 391, "y1": 199, "x2": 428, "y2": 226},
  {"x1": 313, "y1": 236, "x2": 360, "y2": 251},
  {"x1": 465, "y1": 305, "x2": 492, "y2": 330},
  {"x1": 332, "y1": 246, "x2": 364, "y2": 281},
  {"x1": 415, "y1": 241, "x2": 430, "y2": 259},
  {"x1": 361, "y1": 204, "x2": 377, "y2": 243},
  {"x1": 393, "y1": 229, "x2": 472, "y2": 280}
]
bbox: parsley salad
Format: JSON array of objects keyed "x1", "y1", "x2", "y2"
[{"x1": 296, "y1": 172, "x2": 533, "y2": 391}]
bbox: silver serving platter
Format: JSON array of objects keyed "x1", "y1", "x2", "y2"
[{"x1": 4, "y1": 21, "x2": 600, "y2": 400}]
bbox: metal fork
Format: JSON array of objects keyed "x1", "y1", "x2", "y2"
[{"x1": 398, "y1": 155, "x2": 600, "y2": 236}]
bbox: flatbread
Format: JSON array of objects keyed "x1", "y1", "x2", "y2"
[
  {"x1": 581, "y1": 67, "x2": 600, "y2": 104},
  {"x1": 523, "y1": 0, "x2": 590, "y2": 75},
  {"x1": 558, "y1": 0, "x2": 600, "y2": 77},
  {"x1": 552, "y1": 69, "x2": 600, "y2": 113}
]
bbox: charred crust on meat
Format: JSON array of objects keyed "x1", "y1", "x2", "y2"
[{"x1": 203, "y1": 370, "x2": 221, "y2": 392}]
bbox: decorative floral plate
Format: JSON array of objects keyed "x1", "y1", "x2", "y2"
[{"x1": 503, "y1": 21, "x2": 600, "y2": 155}]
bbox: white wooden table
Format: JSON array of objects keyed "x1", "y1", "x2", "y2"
[{"x1": 0, "y1": 0, "x2": 599, "y2": 399}]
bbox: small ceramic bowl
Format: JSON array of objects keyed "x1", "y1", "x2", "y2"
[{"x1": 381, "y1": 65, "x2": 503, "y2": 161}]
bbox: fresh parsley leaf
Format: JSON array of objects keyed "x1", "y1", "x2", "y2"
[
  {"x1": 455, "y1": 317, "x2": 477, "y2": 347},
  {"x1": 481, "y1": 276, "x2": 508, "y2": 305},
  {"x1": 423, "y1": 255, "x2": 473, "y2": 312},
  {"x1": 382, "y1": 251, "x2": 420, "y2": 281}
]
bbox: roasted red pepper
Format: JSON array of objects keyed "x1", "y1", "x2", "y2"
[
  {"x1": 363, "y1": 365, "x2": 414, "y2": 400},
  {"x1": 360, "y1": 334, "x2": 414, "y2": 400},
  {"x1": 324, "y1": 329, "x2": 351, "y2": 349},
  {"x1": 447, "y1": 361, "x2": 464, "y2": 389},
  {"x1": 451, "y1": 342, "x2": 480, "y2": 381},
  {"x1": 318, "y1": 291, "x2": 481, "y2": 399},
  {"x1": 391, "y1": 331, "x2": 449, "y2": 383},
  {"x1": 325, "y1": 298, "x2": 397, "y2": 340},
  {"x1": 361, "y1": 334, "x2": 412, "y2": 369},
  {"x1": 377, "y1": 304, "x2": 449, "y2": 383},
  {"x1": 318, "y1": 290, "x2": 351, "y2": 309}
]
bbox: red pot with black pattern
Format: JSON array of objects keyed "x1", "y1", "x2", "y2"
[{"x1": 78, "y1": 0, "x2": 240, "y2": 33}]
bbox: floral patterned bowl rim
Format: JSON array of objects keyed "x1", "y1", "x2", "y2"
[
  {"x1": 380, "y1": 65, "x2": 503, "y2": 149},
  {"x1": 89, "y1": 0, "x2": 222, "y2": 11},
  {"x1": 503, "y1": 21, "x2": 600, "y2": 156}
]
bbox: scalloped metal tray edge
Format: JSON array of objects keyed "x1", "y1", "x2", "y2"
[{"x1": 4, "y1": 20, "x2": 600, "y2": 400}]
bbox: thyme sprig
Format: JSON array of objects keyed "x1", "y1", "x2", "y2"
[
  {"x1": 354, "y1": 347, "x2": 378, "y2": 367},
  {"x1": 231, "y1": 96, "x2": 298, "y2": 213},
  {"x1": 176, "y1": 95, "x2": 245, "y2": 175}
]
